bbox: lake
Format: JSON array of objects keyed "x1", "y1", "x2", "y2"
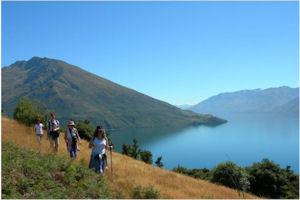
[{"x1": 109, "y1": 113, "x2": 299, "y2": 172}]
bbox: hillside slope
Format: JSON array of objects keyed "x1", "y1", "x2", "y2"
[
  {"x1": 2, "y1": 57, "x2": 225, "y2": 129},
  {"x1": 190, "y1": 86, "x2": 298, "y2": 115},
  {"x1": 2, "y1": 117, "x2": 256, "y2": 199},
  {"x1": 2, "y1": 142, "x2": 112, "y2": 199}
]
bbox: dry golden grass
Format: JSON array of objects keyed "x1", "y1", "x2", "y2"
[{"x1": 2, "y1": 117, "x2": 258, "y2": 199}]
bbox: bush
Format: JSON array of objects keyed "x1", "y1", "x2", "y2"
[
  {"x1": 246, "y1": 159, "x2": 299, "y2": 199},
  {"x1": 143, "y1": 186, "x2": 160, "y2": 199},
  {"x1": 121, "y1": 139, "x2": 140, "y2": 160},
  {"x1": 281, "y1": 166, "x2": 299, "y2": 199},
  {"x1": 211, "y1": 161, "x2": 250, "y2": 191},
  {"x1": 131, "y1": 185, "x2": 143, "y2": 199},
  {"x1": 173, "y1": 165, "x2": 211, "y2": 180},
  {"x1": 173, "y1": 165, "x2": 189, "y2": 174},
  {"x1": 76, "y1": 120, "x2": 94, "y2": 140},
  {"x1": 122, "y1": 139, "x2": 157, "y2": 165},
  {"x1": 140, "y1": 150, "x2": 153, "y2": 164},
  {"x1": 131, "y1": 185, "x2": 160, "y2": 199},
  {"x1": 173, "y1": 160, "x2": 299, "y2": 199},
  {"x1": 13, "y1": 98, "x2": 41, "y2": 126},
  {"x1": 122, "y1": 144, "x2": 130, "y2": 156}
]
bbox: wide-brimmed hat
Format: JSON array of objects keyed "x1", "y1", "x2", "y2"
[{"x1": 68, "y1": 121, "x2": 75, "y2": 126}]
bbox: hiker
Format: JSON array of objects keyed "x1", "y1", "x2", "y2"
[
  {"x1": 64, "y1": 120, "x2": 81, "y2": 158},
  {"x1": 34, "y1": 118, "x2": 44, "y2": 144},
  {"x1": 47, "y1": 112, "x2": 60, "y2": 152},
  {"x1": 88, "y1": 126, "x2": 109, "y2": 175}
]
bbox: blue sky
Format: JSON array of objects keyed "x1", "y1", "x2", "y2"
[{"x1": 2, "y1": 2, "x2": 299, "y2": 105}]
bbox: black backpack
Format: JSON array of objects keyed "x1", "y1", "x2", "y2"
[{"x1": 48, "y1": 120, "x2": 60, "y2": 138}]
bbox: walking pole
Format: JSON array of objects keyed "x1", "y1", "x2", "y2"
[{"x1": 109, "y1": 145, "x2": 113, "y2": 179}]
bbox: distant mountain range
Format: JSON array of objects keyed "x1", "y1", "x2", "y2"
[
  {"x1": 189, "y1": 86, "x2": 299, "y2": 116},
  {"x1": 2, "y1": 57, "x2": 226, "y2": 129}
]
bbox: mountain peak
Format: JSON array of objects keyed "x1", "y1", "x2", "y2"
[
  {"x1": 29, "y1": 56, "x2": 44, "y2": 61},
  {"x1": 27, "y1": 56, "x2": 61, "y2": 64},
  {"x1": 2, "y1": 57, "x2": 226, "y2": 129}
]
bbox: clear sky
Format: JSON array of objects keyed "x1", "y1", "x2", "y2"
[{"x1": 2, "y1": 2, "x2": 299, "y2": 105}]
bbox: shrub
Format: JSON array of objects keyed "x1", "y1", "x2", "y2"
[
  {"x1": 13, "y1": 98, "x2": 52, "y2": 127},
  {"x1": 122, "y1": 144, "x2": 130, "y2": 156},
  {"x1": 121, "y1": 139, "x2": 140, "y2": 159},
  {"x1": 155, "y1": 156, "x2": 164, "y2": 168},
  {"x1": 173, "y1": 165, "x2": 189, "y2": 174},
  {"x1": 140, "y1": 150, "x2": 153, "y2": 164},
  {"x1": 281, "y1": 166, "x2": 299, "y2": 199},
  {"x1": 246, "y1": 159, "x2": 299, "y2": 199},
  {"x1": 131, "y1": 185, "x2": 143, "y2": 199},
  {"x1": 211, "y1": 161, "x2": 250, "y2": 191},
  {"x1": 122, "y1": 139, "x2": 156, "y2": 165},
  {"x1": 13, "y1": 98, "x2": 41, "y2": 126},
  {"x1": 143, "y1": 186, "x2": 160, "y2": 199},
  {"x1": 131, "y1": 185, "x2": 160, "y2": 199},
  {"x1": 76, "y1": 120, "x2": 94, "y2": 140},
  {"x1": 173, "y1": 160, "x2": 299, "y2": 199},
  {"x1": 173, "y1": 165, "x2": 211, "y2": 180}
]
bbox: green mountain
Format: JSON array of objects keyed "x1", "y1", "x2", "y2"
[{"x1": 2, "y1": 57, "x2": 226, "y2": 129}]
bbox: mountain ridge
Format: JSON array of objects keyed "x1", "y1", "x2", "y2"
[
  {"x1": 189, "y1": 86, "x2": 299, "y2": 116},
  {"x1": 2, "y1": 56, "x2": 226, "y2": 129}
]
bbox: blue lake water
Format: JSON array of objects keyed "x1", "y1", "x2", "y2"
[{"x1": 109, "y1": 114, "x2": 299, "y2": 172}]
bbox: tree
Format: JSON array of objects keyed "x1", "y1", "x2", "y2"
[
  {"x1": 13, "y1": 98, "x2": 41, "y2": 126},
  {"x1": 211, "y1": 161, "x2": 250, "y2": 192},
  {"x1": 155, "y1": 156, "x2": 164, "y2": 168},
  {"x1": 140, "y1": 150, "x2": 152, "y2": 164}
]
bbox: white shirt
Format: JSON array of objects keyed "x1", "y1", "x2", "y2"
[
  {"x1": 35, "y1": 123, "x2": 44, "y2": 135},
  {"x1": 91, "y1": 137, "x2": 107, "y2": 155}
]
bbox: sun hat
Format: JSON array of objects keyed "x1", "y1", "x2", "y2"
[{"x1": 68, "y1": 121, "x2": 75, "y2": 126}]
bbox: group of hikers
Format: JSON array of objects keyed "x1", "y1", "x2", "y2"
[{"x1": 34, "y1": 112, "x2": 112, "y2": 176}]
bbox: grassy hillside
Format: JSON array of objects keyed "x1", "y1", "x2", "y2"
[
  {"x1": 2, "y1": 117, "x2": 256, "y2": 199},
  {"x1": 2, "y1": 142, "x2": 111, "y2": 199},
  {"x1": 2, "y1": 57, "x2": 226, "y2": 129}
]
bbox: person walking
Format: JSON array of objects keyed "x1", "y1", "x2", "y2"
[
  {"x1": 34, "y1": 118, "x2": 44, "y2": 144},
  {"x1": 64, "y1": 120, "x2": 81, "y2": 158},
  {"x1": 88, "y1": 126, "x2": 109, "y2": 175},
  {"x1": 47, "y1": 112, "x2": 60, "y2": 152}
]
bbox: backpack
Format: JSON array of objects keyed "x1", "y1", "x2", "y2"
[
  {"x1": 48, "y1": 120, "x2": 60, "y2": 138},
  {"x1": 52, "y1": 131, "x2": 60, "y2": 138},
  {"x1": 69, "y1": 128, "x2": 78, "y2": 147}
]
